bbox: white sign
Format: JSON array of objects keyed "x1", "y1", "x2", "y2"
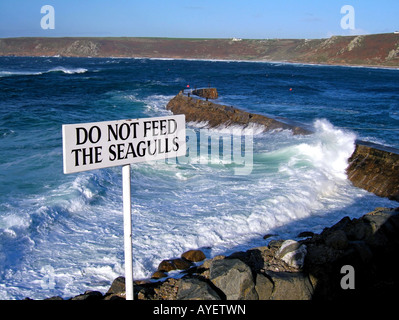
[
  {"x1": 62, "y1": 115, "x2": 186, "y2": 174},
  {"x1": 62, "y1": 114, "x2": 185, "y2": 300}
]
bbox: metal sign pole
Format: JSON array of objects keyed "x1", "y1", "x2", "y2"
[{"x1": 122, "y1": 164, "x2": 134, "y2": 300}]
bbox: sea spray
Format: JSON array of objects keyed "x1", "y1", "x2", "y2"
[{"x1": 296, "y1": 119, "x2": 357, "y2": 180}]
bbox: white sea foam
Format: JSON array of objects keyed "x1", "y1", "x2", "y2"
[
  {"x1": 0, "y1": 70, "x2": 42, "y2": 77},
  {"x1": 0, "y1": 67, "x2": 88, "y2": 77},
  {"x1": 294, "y1": 119, "x2": 357, "y2": 180}
]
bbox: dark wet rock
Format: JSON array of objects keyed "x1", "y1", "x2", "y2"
[
  {"x1": 172, "y1": 258, "x2": 193, "y2": 270},
  {"x1": 44, "y1": 296, "x2": 64, "y2": 300},
  {"x1": 346, "y1": 142, "x2": 399, "y2": 201},
  {"x1": 257, "y1": 271, "x2": 314, "y2": 300},
  {"x1": 297, "y1": 231, "x2": 315, "y2": 238},
  {"x1": 302, "y1": 207, "x2": 399, "y2": 300},
  {"x1": 151, "y1": 271, "x2": 168, "y2": 280},
  {"x1": 192, "y1": 88, "x2": 218, "y2": 100},
  {"x1": 158, "y1": 260, "x2": 177, "y2": 272},
  {"x1": 106, "y1": 276, "x2": 125, "y2": 295},
  {"x1": 70, "y1": 290, "x2": 103, "y2": 301},
  {"x1": 176, "y1": 277, "x2": 221, "y2": 300},
  {"x1": 263, "y1": 233, "x2": 277, "y2": 239},
  {"x1": 181, "y1": 249, "x2": 206, "y2": 262}
]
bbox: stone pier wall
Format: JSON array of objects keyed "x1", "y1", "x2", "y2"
[{"x1": 346, "y1": 142, "x2": 399, "y2": 201}]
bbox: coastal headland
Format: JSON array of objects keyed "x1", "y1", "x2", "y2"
[
  {"x1": 40, "y1": 90, "x2": 398, "y2": 301},
  {"x1": 1, "y1": 33, "x2": 399, "y2": 67}
]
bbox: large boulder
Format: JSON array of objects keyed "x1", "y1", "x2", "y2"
[
  {"x1": 276, "y1": 240, "x2": 307, "y2": 269},
  {"x1": 255, "y1": 272, "x2": 314, "y2": 300},
  {"x1": 192, "y1": 88, "x2": 218, "y2": 100},
  {"x1": 209, "y1": 258, "x2": 258, "y2": 300},
  {"x1": 302, "y1": 207, "x2": 399, "y2": 300},
  {"x1": 106, "y1": 276, "x2": 125, "y2": 295}
]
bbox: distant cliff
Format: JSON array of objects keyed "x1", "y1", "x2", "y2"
[{"x1": 1, "y1": 33, "x2": 399, "y2": 67}]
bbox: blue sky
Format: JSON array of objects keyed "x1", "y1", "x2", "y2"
[{"x1": 0, "y1": 0, "x2": 398, "y2": 39}]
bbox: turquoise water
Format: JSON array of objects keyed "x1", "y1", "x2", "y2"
[{"x1": 0, "y1": 57, "x2": 397, "y2": 299}]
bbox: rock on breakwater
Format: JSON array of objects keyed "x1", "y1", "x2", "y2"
[{"x1": 192, "y1": 88, "x2": 219, "y2": 100}]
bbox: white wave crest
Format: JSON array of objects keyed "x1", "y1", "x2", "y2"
[
  {"x1": 47, "y1": 67, "x2": 88, "y2": 74},
  {"x1": 295, "y1": 119, "x2": 357, "y2": 180},
  {"x1": 0, "y1": 66, "x2": 88, "y2": 77}
]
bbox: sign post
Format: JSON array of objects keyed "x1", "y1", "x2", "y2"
[
  {"x1": 62, "y1": 115, "x2": 186, "y2": 300},
  {"x1": 122, "y1": 164, "x2": 133, "y2": 300}
]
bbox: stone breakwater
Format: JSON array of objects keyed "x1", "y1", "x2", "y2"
[
  {"x1": 346, "y1": 142, "x2": 399, "y2": 201},
  {"x1": 43, "y1": 207, "x2": 399, "y2": 300},
  {"x1": 166, "y1": 91, "x2": 399, "y2": 201},
  {"x1": 166, "y1": 92, "x2": 310, "y2": 135}
]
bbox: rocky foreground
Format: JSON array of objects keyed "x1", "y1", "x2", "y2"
[{"x1": 44, "y1": 207, "x2": 399, "y2": 300}]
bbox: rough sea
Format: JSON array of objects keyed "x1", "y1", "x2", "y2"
[{"x1": 0, "y1": 56, "x2": 398, "y2": 299}]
